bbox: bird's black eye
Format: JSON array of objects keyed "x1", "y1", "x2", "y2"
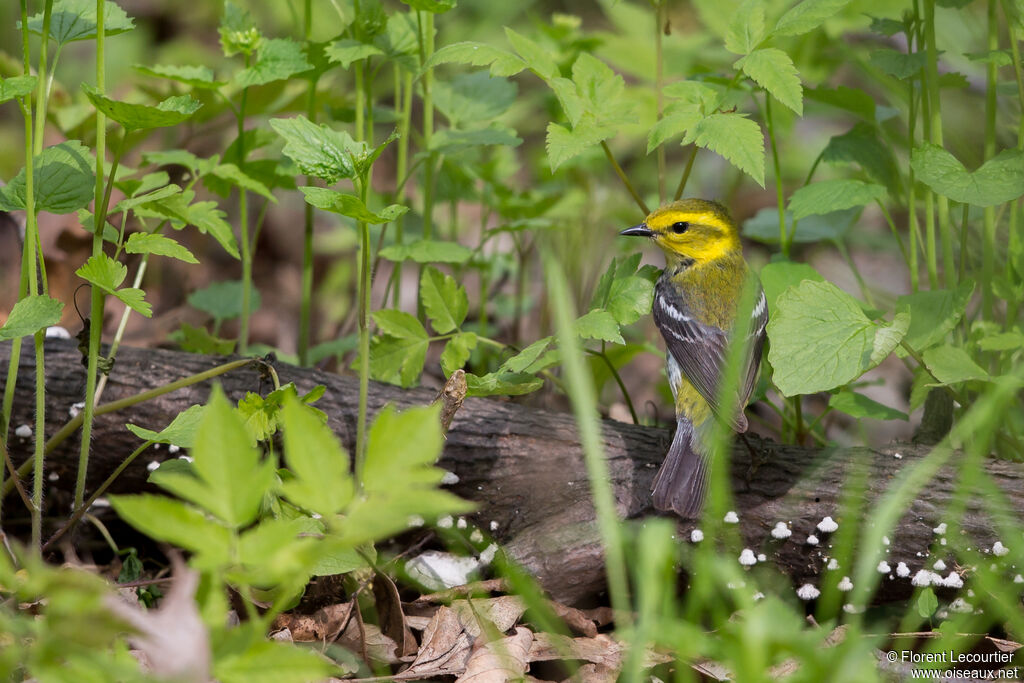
[{"x1": 671, "y1": 221, "x2": 689, "y2": 234}]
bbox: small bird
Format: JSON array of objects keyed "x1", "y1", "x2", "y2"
[{"x1": 620, "y1": 199, "x2": 767, "y2": 517}]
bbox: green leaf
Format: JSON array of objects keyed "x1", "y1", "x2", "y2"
[
  {"x1": 210, "y1": 164, "x2": 277, "y2": 203},
  {"x1": 379, "y1": 239, "x2": 473, "y2": 264},
  {"x1": 829, "y1": 391, "x2": 908, "y2": 421},
  {"x1": 429, "y1": 126, "x2": 522, "y2": 153},
  {"x1": 774, "y1": 0, "x2": 851, "y2": 37},
  {"x1": 758, "y1": 261, "x2": 825, "y2": 310},
  {"x1": 172, "y1": 323, "x2": 235, "y2": 355},
  {"x1": 922, "y1": 345, "x2": 991, "y2": 385},
  {"x1": 978, "y1": 331, "x2": 1024, "y2": 351},
  {"x1": 125, "y1": 232, "x2": 198, "y2": 264},
  {"x1": 108, "y1": 495, "x2": 231, "y2": 564},
  {"x1": 500, "y1": 337, "x2": 553, "y2": 373},
  {"x1": 400, "y1": 0, "x2": 456, "y2": 12},
  {"x1": 911, "y1": 143, "x2": 1024, "y2": 206},
  {"x1": 0, "y1": 140, "x2": 95, "y2": 214},
  {"x1": 575, "y1": 310, "x2": 625, "y2": 344},
  {"x1": 767, "y1": 280, "x2": 909, "y2": 396},
  {"x1": 112, "y1": 184, "x2": 182, "y2": 216},
  {"x1": 421, "y1": 266, "x2": 467, "y2": 334},
  {"x1": 788, "y1": 179, "x2": 886, "y2": 220},
  {"x1": 125, "y1": 405, "x2": 205, "y2": 448},
  {"x1": 465, "y1": 371, "x2": 544, "y2": 397},
  {"x1": 0, "y1": 295, "x2": 64, "y2": 341},
  {"x1": 603, "y1": 276, "x2": 654, "y2": 327},
  {"x1": 75, "y1": 254, "x2": 152, "y2": 317},
  {"x1": 213, "y1": 639, "x2": 333, "y2": 683},
  {"x1": 869, "y1": 49, "x2": 926, "y2": 80},
  {"x1": 300, "y1": 187, "x2": 408, "y2": 224},
  {"x1": 133, "y1": 64, "x2": 222, "y2": 89},
  {"x1": 736, "y1": 48, "x2": 802, "y2": 115},
  {"x1": 279, "y1": 396, "x2": 354, "y2": 517},
  {"x1": 188, "y1": 280, "x2": 260, "y2": 320},
  {"x1": 646, "y1": 109, "x2": 703, "y2": 153},
  {"x1": 896, "y1": 281, "x2": 974, "y2": 352},
  {"x1": 821, "y1": 123, "x2": 900, "y2": 193},
  {"x1": 82, "y1": 85, "x2": 201, "y2": 131},
  {"x1": 270, "y1": 116, "x2": 358, "y2": 183},
  {"x1": 690, "y1": 113, "x2": 765, "y2": 188},
  {"x1": 370, "y1": 310, "x2": 429, "y2": 387},
  {"x1": 373, "y1": 309, "x2": 427, "y2": 339},
  {"x1": 185, "y1": 201, "x2": 240, "y2": 258},
  {"x1": 724, "y1": 0, "x2": 766, "y2": 54},
  {"x1": 440, "y1": 332, "x2": 477, "y2": 376},
  {"x1": 325, "y1": 38, "x2": 384, "y2": 67},
  {"x1": 0, "y1": 76, "x2": 38, "y2": 104},
  {"x1": 504, "y1": 27, "x2": 558, "y2": 81},
  {"x1": 433, "y1": 71, "x2": 517, "y2": 126},
  {"x1": 24, "y1": 0, "x2": 134, "y2": 44},
  {"x1": 425, "y1": 42, "x2": 525, "y2": 77},
  {"x1": 804, "y1": 85, "x2": 875, "y2": 120},
  {"x1": 916, "y1": 587, "x2": 938, "y2": 619},
  {"x1": 743, "y1": 207, "x2": 859, "y2": 245},
  {"x1": 235, "y1": 38, "x2": 313, "y2": 88},
  {"x1": 545, "y1": 119, "x2": 607, "y2": 171}
]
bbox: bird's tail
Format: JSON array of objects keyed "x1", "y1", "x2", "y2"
[{"x1": 651, "y1": 418, "x2": 708, "y2": 518}]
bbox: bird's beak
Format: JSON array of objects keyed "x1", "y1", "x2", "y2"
[{"x1": 620, "y1": 223, "x2": 653, "y2": 237}]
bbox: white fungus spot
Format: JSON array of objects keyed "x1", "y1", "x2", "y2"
[
  {"x1": 69, "y1": 401, "x2": 85, "y2": 418},
  {"x1": 933, "y1": 523, "x2": 947, "y2": 535},
  {"x1": 933, "y1": 559, "x2": 947, "y2": 571},
  {"x1": 15, "y1": 424, "x2": 32, "y2": 439},
  {"x1": 771, "y1": 522, "x2": 792, "y2": 539},
  {"x1": 806, "y1": 534, "x2": 819, "y2": 546},
  {"x1": 45, "y1": 326, "x2": 71, "y2": 339},
  {"x1": 843, "y1": 603, "x2": 863, "y2": 614},
  {"x1": 440, "y1": 470, "x2": 460, "y2": 485},
  {"x1": 893, "y1": 452, "x2": 902, "y2": 460},
  {"x1": 489, "y1": 520, "x2": 499, "y2": 532},
  {"x1": 838, "y1": 576, "x2": 853, "y2": 592},
  {"x1": 949, "y1": 598, "x2": 973, "y2": 613},
  {"x1": 469, "y1": 529, "x2": 484, "y2": 543},
  {"x1": 993, "y1": 541, "x2": 1010, "y2": 557},
  {"x1": 940, "y1": 538, "x2": 947, "y2": 546},
  {"x1": 757, "y1": 553, "x2": 767, "y2": 562},
  {"x1": 690, "y1": 529, "x2": 704, "y2": 543},
  {"x1": 89, "y1": 497, "x2": 111, "y2": 509},
  {"x1": 310, "y1": 513, "x2": 322, "y2": 520},
  {"x1": 896, "y1": 562, "x2": 911, "y2": 578},
  {"x1": 478, "y1": 543, "x2": 498, "y2": 565},
  {"x1": 752, "y1": 591, "x2": 765, "y2": 601},
  {"x1": 1014, "y1": 575, "x2": 1024, "y2": 584},
  {"x1": 739, "y1": 549, "x2": 757, "y2": 566},
  {"x1": 407, "y1": 515, "x2": 425, "y2": 528},
  {"x1": 168, "y1": 444, "x2": 180, "y2": 455},
  {"x1": 724, "y1": 511, "x2": 739, "y2": 524},
  {"x1": 877, "y1": 561, "x2": 891, "y2": 574},
  {"x1": 406, "y1": 551, "x2": 480, "y2": 591},
  {"x1": 727, "y1": 581, "x2": 746, "y2": 590},
  {"x1": 827, "y1": 558, "x2": 839, "y2": 571},
  {"x1": 882, "y1": 536, "x2": 890, "y2": 546},
  {"x1": 146, "y1": 460, "x2": 160, "y2": 472},
  {"x1": 456, "y1": 517, "x2": 468, "y2": 529},
  {"x1": 912, "y1": 570, "x2": 933, "y2": 587},
  {"x1": 941, "y1": 572, "x2": 964, "y2": 589},
  {"x1": 48, "y1": 472, "x2": 59, "y2": 482},
  {"x1": 817, "y1": 516, "x2": 839, "y2": 533},
  {"x1": 796, "y1": 584, "x2": 820, "y2": 601},
  {"x1": 437, "y1": 515, "x2": 454, "y2": 528}
]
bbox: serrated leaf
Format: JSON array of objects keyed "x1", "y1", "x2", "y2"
[
  {"x1": 126, "y1": 405, "x2": 205, "y2": 448},
  {"x1": 869, "y1": 49, "x2": 926, "y2": 80},
  {"x1": 433, "y1": 71, "x2": 517, "y2": 126},
  {"x1": 575, "y1": 309, "x2": 624, "y2": 344},
  {"x1": 370, "y1": 311, "x2": 428, "y2": 387},
  {"x1": 429, "y1": 126, "x2": 522, "y2": 153},
  {"x1": 399, "y1": 0, "x2": 456, "y2": 12},
  {"x1": 109, "y1": 495, "x2": 231, "y2": 563},
  {"x1": 270, "y1": 116, "x2": 358, "y2": 183},
  {"x1": 234, "y1": 38, "x2": 312, "y2": 88},
  {"x1": 125, "y1": 232, "x2": 199, "y2": 264},
  {"x1": 504, "y1": 27, "x2": 558, "y2": 81},
  {"x1": 767, "y1": 280, "x2": 908, "y2": 396},
  {"x1": 210, "y1": 164, "x2": 277, "y2": 202},
  {"x1": 911, "y1": 143, "x2": 1024, "y2": 207},
  {"x1": 0, "y1": 76, "x2": 38, "y2": 104},
  {"x1": 724, "y1": 0, "x2": 766, "y2": 54},
  {"x1": 774, "y1": 0, "x2": 851, "y2": 37},
  {"x1": 300, "y1": 187, "x2": 407, "y2": 223},
  {"x1": 0, "y1": 140, "x2": 94, "y2": 214},
  {"x1": 805, "y1": 85, "x2": 875, "y2": 120},
  {"x1": 465, "y1": 372, "x2": 544, "y2": 397},
  {"x1": 922, "y1": 345, "x2": 991, "y2": 385},
  {"x1": 420, "y1": 266, "x2": 467, "y2": 334},
  {"x1": 279, "y1": 397, "x2": 353, "y2": 517},
  {"x1": 186, "y1": 201, "x2": 240, "y2": 259},
  {"x1": 188, "y1": 280, "x2": 260, "y2": 320},
  {"x1": 325, "y1": 38, "x2": 384, "y2": 68},
  {"x1": 545, "y1": 119, "x2": 607, "y2": 172},
  {"x1": 133, "y1": 64, "x2": 223, "y2": 89},
  {"x1": 112, "y1": 184, "x2": 182, "y2": 216},
  {"x1": 379, "y1": 239, "x2": 472, "y2": 264},
  {"x1": 829, "y1": 390, "x2": 908, "y2": 421},
  {"x1": 500, "y1": 337, "x2": 554, "y2": 374},
  {"x1": 75, "y1": 253, "x2": 152, "y2": 317},
  {"x1": 737, "y1": 48, "x2": 802, "y2": 115},
  {"x1": 822, "y1": 123, "x2": 900, "y2": 192},
  {"x1": 896, "y1": 281, "x2": 974, "y2": 352},
  {"x1": 788, "y1": 179, "x2": 886, "y2": 220},
  {"x1": 0, "y1": 295, "x2": 64, "y2": 341},
  {"x1": 425, "y1": 42, "x2": 526, "y2": 77},
  {"x1": 440, "y1": 332, "x2": 477, "y2": 376},
  {"x1": 691, "y1": 113, "x2": 765, "y2": 188},
  {"x1": 743, "y1": 207, "x2": 859, "y2": 245},
  {"x1": 212, "y1": 635, "x2": 333, "y2": 683},
  {"x1": 83, "y1": 85, "x2": 201, "y2": 131},
  {"x1": 647, "y1": 110, "x2": 703, "y2": 153},
  {"x1": 24, "y1": 0, "x2": 134, "y2": 44}
]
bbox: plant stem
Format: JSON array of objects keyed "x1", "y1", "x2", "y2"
[
  {"x1": 601, "y1": 141, "x2": 648, "y2": 214},
  {"x1": 353, "y1": 55, "x2": 372, "y2": 476},
  {"x1": 765, "y1": 95, "x2": 789, "y2": 258},
  {"x1": 981, "y1": 0, "x2": 998, "y2": 317},
  {"x1": 922, "y1": 0, "x2": 953, "y2": 287},
  {"x1": 393, "y1": 67, "x2": 413, "y2": 308},
  {"x1": 588, "y1": 349, "x2": 639, "y2": 424},
  {"x1": 673, "y1": 145, "x2": 697, "y2": 201},
  {"x1": 298, "y1": 0, "x2": 316, "y2": 367},
  {"x1": 654, "y1": 0, "x2": 666, "y2": 204},
  {"x1": 237, "y1": 55, "x2": 252, "y2": 355}
]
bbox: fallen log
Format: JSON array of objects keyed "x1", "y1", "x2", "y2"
[{"x1": 1, "y1": 340, "x2": 1020, "y2": 604}]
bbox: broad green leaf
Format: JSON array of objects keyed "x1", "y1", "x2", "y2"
[
  {"x1": 0, "y1": 295, "x2": 64, "y2": 341},
  {"x1": 0, "y1": 76, "x2": 38, "y2": 104},
  {"x1": 500, "y1": 337, "x2": 553, "y2": 374},
  {"x1": 829, "y1": 391, "x2": 908, "y2": 421},
  {"x1": 504, "y1": 27, "x2": 558, "y2": 81},
  {"x1": 895, "y1": 281, "x2": 974, "y2": 352},
  {"x1": 364, "y1": 405, "x2": 447, "y2": 496},
  {"x1": 916, "y1": 588, "x2": 938, "y2": 619},
  {"x1": 325, "y1": 39, "x2": 384, "y2": 67},
  {"x1": 571, "y1": 53, "x2": 634, "y2": 126},
  {"x1": 774, "y1": 0, "x2": 851, "y2": 37},
  {"x1": 440, "y1": 332, "x2": 477, "y2": 376},
  {"x1": 767, "y1": 280, "x2": 909, "y2": 396},
  {"x1": 466, "y1": 371, "x2": 544, "y2": 396},
  {"x1": 869, "y1": 49, "x2": 926, "y2": 80},
  {"x1": 736, "y1": 48, "x2": 802, "y2": 115},
  {"x1": 604, "y1": 275, "x2": 654, "y2": 326},
  {"x1": 188, "y1": 280, "x2": 261, "y2": 320},
  {"x1": 83, "y1": 85, "x2": 201, "y2": 131},
  {"x1": 210, "y1": 164, "x2": 277, "y2": 203},
  {"x1": 978, "y1": 331, "x2": 1024, "y2": 351},
  {"x1": 911, "y1": 143, "x2": 1024, "y2": 206},
  {"x1": 173, "y1": 323, "x2": 235, "y2": 355},
  {"x1": 429, "y1": 126, "x2": 522, "y2": 153},
  {"x1": 213, "y1": 638, "x2": 333, "y2": 683},
  {"x1": 185, "y1": 201, "x2": 240, "y2": 258},
  {"x1": 400, "y1": 0, "x2": 456, "y2": 12},
  {"x1": 112, "y1": 184, "x2": 182, "y2": 216},
  {"x1": 235, "y1": 518, "x2": 319, "y2": 586},
  {"x1": 804, "y1": 85, "x2": 875, "y2": 120},
  {"x1": 646, "y1": 109, "x2": 703, "y2": 153},
  {"x1": 125, "y1": 405, "x2": 205, "y2": 448},
  {"x1": 545, "y1": 119, "x2": 607, "y2": 171},
  {"x1": 234, "y1": 38, "x2": 313, "y2": 88},
  {"x1": 869, "y1": 16, "x2": 905, "y2": 36},
  {"x1": 724, "y1": 0, "x2": 766, "y2": 54},
  {"x1": 690, "y1": 113, "x2": 765, "y2": 188},
  {"x1": 757, "y1": 261, "x2": 825, "y2": 309},
  {"x1": 108, "y1": 495, "x2": 231, "y2": 564},
  {"x1": 965, "y1": 49, "x2": 1013, "y2": 67},
  {"x1": 425, "y1": 42, "x2": 526, "y2": 77},
  {"x1": 133, "y1": 64, "x2": 223, "y2": 89},
  {"x1": 420, "y1": 266, "x2": 468, "y2": 334},
  {"x1": 373, "y1": 309, "x2": 427, "y2": 339},
  {"x1": 742, "y1": 207, "x2": 859, "y2": 245},
  {"x1": 300, "y1": 187, "x2": 407, "y2": 223},
  {"x1": 125, "y1": 232, "x2": 199, "y2": 264},
  {"x1": 270, "y1": 116, "x2": 358, "y2": 183},
  {"x1": 24, "y1": 0, "x2": 134, "y2": 44},
  {"x1": 822, "y1": 123, "x2": 900, "y2": 193},
  {"x1": 75, "y1": 254, "x2": 152, "y2": 317},
  {"x1": 0, "y1": 140, "x2": 94, "y2": 214},
  {"x1": 434, "y1": 71, "x2": 518, "y2": 127},
  {"x1": 370, "y1": 311, "x2": 429, "y2": 387},
  {"x1": 575, "y1": 310, "x2": 625, "y2": 344},
  {"x1": 279, "y1": 397, "x2": 353, "y2": 516},
  {"x1": 922, "y1": 345, "x2": 991, "y2": 385},
  {"x1": 788, "y1": 179, "x2": 885, "y2": 220},
  {"x1": 379, "y1": 239, "x2": 473, "y2": 264}
]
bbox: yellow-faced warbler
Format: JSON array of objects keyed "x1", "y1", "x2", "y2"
[{"x1": 621, "y1": 199, "x2": 767, "y2": 517}]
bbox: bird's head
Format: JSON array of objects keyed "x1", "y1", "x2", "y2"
[{"x1": 620, "y1": 198, "x2": 740, "y2": 265}]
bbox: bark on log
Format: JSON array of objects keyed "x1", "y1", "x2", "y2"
[{"x1": 2, "y1": 340, "x2": 1021, "y2": 605}]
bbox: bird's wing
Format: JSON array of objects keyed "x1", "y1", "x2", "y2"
[{"x1": 653, "y1": 282, "x2": 767, "y2": 432}]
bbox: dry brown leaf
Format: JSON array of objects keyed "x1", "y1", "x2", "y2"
[
  {"x1": 989, "y1": 637, "x2": 1023, "y2": 653},
  {"x1": 456, "y1": 626, "x2": 533, "y2": 683},
  {"x1": 691, "y1": 657, "x2": 731, "y2": 681},
  {"x1": 406, "y1": 615, "x2": 434, "y2": 631},
  {"x1": 452, "y1": 596, "x2": 527, "y2": 637},
  {"x1": 104, "y1": 558, "x2": 209, "y2": 682},
  {"x1": 528, "y1": 633, "x2": 621, "y2": 667},
  {"x1": 549, "y1": 602, "x2": 598, "y2": 638},
  {"x1": 273, "y1": 601, "x2": 353, "y2": 642},
  {"x1": 375, "y1": 571, "x2": 418, "y2": 657},
  {"x1": 339, "y1": 619, "x2": 401, "y2": 665},
  {"x1": 404, "y1": 606, "x2": 474, "y2": 677},
  {"x1": 566, "y1": 662, "x2": 619, "y2": 683}
]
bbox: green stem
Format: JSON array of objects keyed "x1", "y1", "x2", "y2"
[
  {"x1": 922, "y1": 0, "x2": 953, "y2": 287},
  {"x1": 588, "y1": 349, "x2": 639, "y2": 424},
  {"x1": 355, "y1": 176, "x2": 371, "y2": 480},
  {"x1": 958, "y1": 202, "x2": 969, "y2": 284},
  {"x1": 877, "y1": 200, "x2": 910, "y2": 267},
  {"x1": 765, "y1": 95, "x2": 788, "y2": 258},
  {"x1": 981, "y1": 0, "x2": 998, "y2": 317},
  {"x1": 32, "y1": 0, "x2": 54, "y2": 156},
  {"x1": 673, "y1": 145, "x2": 697, "y2": 201},
  {"x1": 393, "y1": 67, "x2": 413, "y2": 308},
  {"x1": 601, "y1": 141, "x2": 648, "y2": 214},
  {"x1": 298, "y1": 0, "x2": 316, "y2": 367},
  {"x1": 238, "y1": 55, "x2": 251, "y2": 355},
  {"x1": 654, "y1": 0, "x2": 666, "y2": 204}
]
